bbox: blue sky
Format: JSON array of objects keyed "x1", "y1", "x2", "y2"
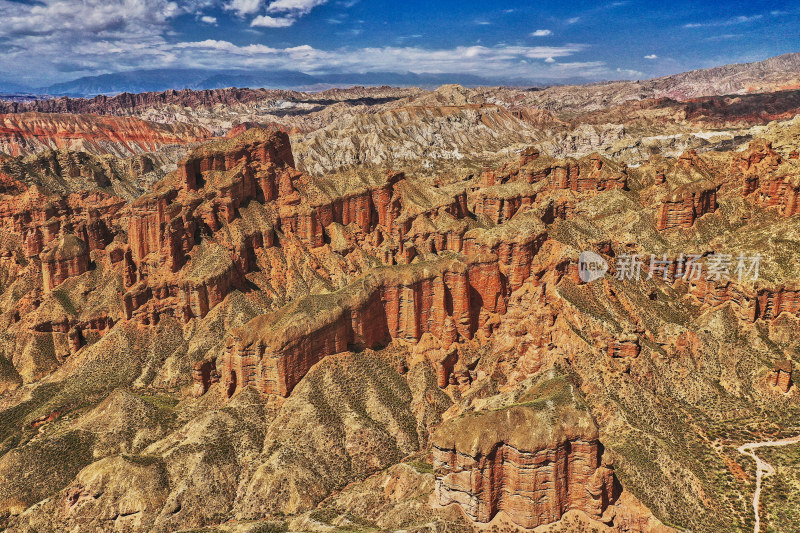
[{"x1": 0, "y1": 0, "x2": 798, "y2": 87}]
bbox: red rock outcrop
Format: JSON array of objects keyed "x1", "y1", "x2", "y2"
[
  {"x1": 655, "y1": 185, "x2": 718, "y2": 230},
  {"x1": 0, "y1": 186, "x2": 124, "y2": 258},
  {"x1": 463, "y1": 212, "x2": 548, "y2": 291},
  {"x1": 753, "y1": 175, "x2": 800, "y2": 216},
  {"x1": 734, "y1": 140, "x2": 784, "y2": 194},
  {"x1": 754, "y1": 286, "x2": 800, "y2": 320},
  {"x1": 731, "y1": 140, "x2": 800, "y2": 216},
  {"x1": 0, "y1": 112, "x2": 210, "y2": 157},
  {"x1": 479, "y1": 150, "x2": 627, "y2": 194},
  {"x1": 473, "y1": 184, "x2": 541, "y2": 224},
  {"x1": 472, "y1": 151, "x2": 625, "y2": 228},
  {"x1": 175, "y1": 129, "x2": 294, "y2": 192},
  {"x1": 549, "y1": 154, "x2": 628, "y2": 193},
  {"x1": 683, "y1": 278, "x2": 800, "y2": 322},
  {"x1": 432, "y1": 393, "x2": 618, "y2": 529},
  {"x1": 608, "y1": 335, "x2": 641, "y2": 358},
  {"x1": 220, "y1": 256, "x2": 511, "y2": 397},
  {"x1": 118, "y1": 127, "x2": 471, "y2": 324},
  {"x1": 192, "y1": 358, "x2": 220, "y2": 397},
  {"x1": 117, "y1": 129, "x2": 297, "y2": 322},
  {"x1": 649, "y1": 151, "x2": 719, "y2": 230},
  {"x1": 27, "y1": 314, "x2": 115, "y2": 361},
  {"x1": 217, "y1": 213, "x2": 546, "y2": 399},
  {"x1": 767, "y1": 360, "x2": 793, "y2": 393},
  {"x1": 40, "y1": 234, "x2": 90, "y2": 291}
]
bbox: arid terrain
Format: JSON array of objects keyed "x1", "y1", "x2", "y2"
[{"x1": 0, "y1": 52, "x2": 799, "y2": 533}]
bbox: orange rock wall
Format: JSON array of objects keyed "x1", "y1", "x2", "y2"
[
  {"x1": 42, "y1": 253, "x2": 89, "y2": 291},
  {"x1": 433, "y1": 439, "x2": 616, "y2": 529},
  {"x1": 220, "y1": 259, "x2": 513, "y2": 397},
  {"x1": 655, "y1": 187, "x2": 718, "y2": 230}
]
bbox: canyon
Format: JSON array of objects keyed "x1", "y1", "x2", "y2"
[{"x1": 0, "y1": 53, "x2": 799, "y2": 533}]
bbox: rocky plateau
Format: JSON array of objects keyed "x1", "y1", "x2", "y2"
[{"x1": 0, "y1": 52, "x2": 799, "y2": 533}]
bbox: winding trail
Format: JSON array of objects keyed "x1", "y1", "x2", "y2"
[{"x1": 737, "y1": 435, "x2": 800, "y2": 533}]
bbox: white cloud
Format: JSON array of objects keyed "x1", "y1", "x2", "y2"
[
  {"x1": 616, "y1": 67, "x2": 643, "y2": 78},
  {"x1": 703, "y1": 33, "x2": 741, "y2": 41},
  {"x1": 251, "y1": 14, "x2": 296, "y2": 27},
  {"x1": 644, "y1": 54, "x2": 657, "y2": 59},
  {"x1": 0, "y1": 1, "x2": 617, "y2": 86},
  {"x1": 566, "y1": 16, "x2": 580, "y2": 24},
  {"x1": 0, "y1": 0, "x2": 184, "y2": 35},
  {"x1": 234, "y1": 0, "x2": 330, "y2": 28},
  {"x1": 228, "y1": 0, "x2": 263, "y2": 16},
  {"x1": 531, "y1": 29, "x2": 552, "y2": 36},
  {"x1": 156, "y1": 42, "x2": 601, "y2": 79},
  {"x1": 41, "y1": 40, "x2": 602, "y2": 83},
  {"x1": 266, "y1": 0, "x2": 328, "y2": 15},
  {"x1": 201, "y1": 15, "x2": 217, "y2": 24},
  {"x1": 684, "y1": 14, "x2": 763, "y2": 28},
  {"x1": 175, "y1": 40, "x2": 280, "y2": 53}
]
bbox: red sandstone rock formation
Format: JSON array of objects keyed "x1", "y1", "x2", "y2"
[
  {"x1": 734, "y1": 140, "x2": 783, "y2": 194},
  {"x1": 192, "y1": 358, "x2": 220, "y2": 397},
  {"x1": 0, "y1": 186, "x2": 124, "y2": 258},
  {"x1": 550, "y1": 154, "x2": 628, "y2": 193},
  {"x1": 685, "y1": 278, "x2": 800, "y2": 322},
  {"x1": 755, "y1": 286, "x2": 800, "y2": 320},
  {"x1": 767, "y1": 360, "x2": 793, "y2": 393},
  {"x1": 220, "y1": 256, "x2": 510, "y2": 397},
  {"x1": 472, "y1": 150, "x2": 625, "y2": 227},
  {"x1": 118, "y1": 127, "x2": 466, "y2": 324},
  {"x1": 0, "y1": 112, "x2": 210, "y2": 157},
  {"x1": 754, "y1": 175, "x2": 800, "y2": 216},
  {"x1": 479, "y1": 150, "x2": 628, "y2": 194},
  {"x1": 608, "y1": 334, "x2": 641, "y2": 358},
  {"x1": 655, "y1": 185, "x2": 718, "y2": 230},
  {"x1": 432, "y1": 392, "x2": 618, "y2": 529},
  {"x1": 41, "y1": 234, "x2": 90, "y2": 291},
  {"x1": 647, "y1": 151, "x2": 719, "y2": 230},
  {"x1": 463, "y1": 212, "x2": 548, "y2": 291},
  {"x1": 217, "y1": 213, "x2": 550, "y2": 399},
  {"x1": 473, "y1": 184, "x2": 542, "y2": 224},
  {"x1": 731, "y1": 140, "x2": 800, "y2": 216}
]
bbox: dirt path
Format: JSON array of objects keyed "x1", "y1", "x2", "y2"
[{"x1": 738, "y1": 435, "x2": 800, "y2": 533}]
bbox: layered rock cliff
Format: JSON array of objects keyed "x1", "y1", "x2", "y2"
[
  {"x1": 220, "y1": 255, "x2": 513, "y2": 397},
  {"x1": 767, "y1": 360, "x2": 793, "y2": 393},
  {"x1": 0, "y1": 112, "x2": 209, "y2": 157},
  {"x1": 40, "y1": 234, "x2": 90, "y2": 291},
  {"x1": 734, "y1": 140, "x2": 800, "y2": 217},
  {"x1": 646, "y1": 151, "x2": 719, "y2": 230},
  {"x1": 432, "y1": 376, "x2": 618, "y2": 529}
]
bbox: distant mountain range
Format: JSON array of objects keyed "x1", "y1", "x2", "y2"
[
  {"x1": 1, "y1": 52, "x2": 799, "y2": 98},
  {"x1": 0, "y1": 69, "x2": 587, "y2": 97}
]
